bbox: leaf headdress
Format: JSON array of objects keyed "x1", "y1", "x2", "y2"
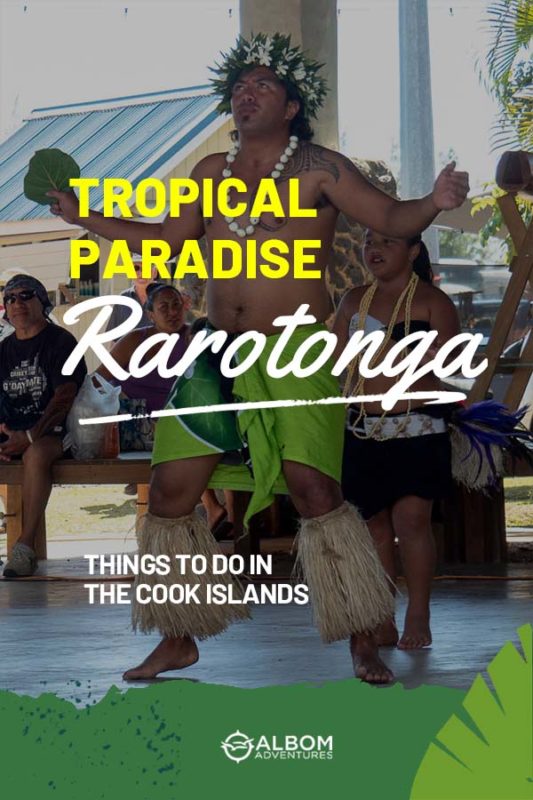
[{"x1": 210, "y1": 33, "x2": 328, "y2": 120}]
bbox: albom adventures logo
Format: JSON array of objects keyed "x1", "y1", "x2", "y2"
[
  {"x1": 221, "y1": 730, "x2": 334, "y2": 763},
  {"x1": 221, "y1": 731, "x2": 256, "y2": 763}
]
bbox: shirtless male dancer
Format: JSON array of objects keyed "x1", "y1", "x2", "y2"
[{"x1": 49, "y1": 34, "x2": 469, "y2": 684}]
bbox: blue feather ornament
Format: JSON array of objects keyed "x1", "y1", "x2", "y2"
[{"x1": 450, "y1": 401, "x2": 533, "y2": 490}]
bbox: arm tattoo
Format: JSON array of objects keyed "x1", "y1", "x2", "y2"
[
  {"x1": 279, "y1": 143, "x2": 341, "y2": 183},
  {"x1": 260, "y1": 144, "x2": 338, "y2": 227},
  {"x1": 224, "y1": 144, "x2": 340, "y2": 232},
  {"x1": 339, "y1": 157, "x2": 363, "y2": 179}
]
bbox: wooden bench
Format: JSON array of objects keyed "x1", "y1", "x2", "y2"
[
  {"x1": 0, "y1": 455, "x2": 264, "y2": 560},
  {"x1": 4, "y1": 452, "x2": 529, "y2": 565},
  {"x1": 0, "y1": 457, "x2": 151, "y2": 559}
]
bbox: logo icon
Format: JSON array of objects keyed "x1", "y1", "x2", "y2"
[{"x1": 221, "y1": 730, "x2": 255, "y2": 763}]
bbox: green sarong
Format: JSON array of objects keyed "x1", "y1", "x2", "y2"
[{"x1": 152, "y1": 323, "x2": 345, "y2": 524}]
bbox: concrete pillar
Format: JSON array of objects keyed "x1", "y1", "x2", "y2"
[
  {"x1": 398, "y1": 0, "x2": 439, "y2": 261},
  {"x1": 239, "y1": 0, "x2": 338, "y2": 149}
]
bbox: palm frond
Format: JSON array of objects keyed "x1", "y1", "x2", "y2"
[
  {"x1": 485, "y1": 0, "x2": 533, "y2": 90},
  {"x1": 489, "y1": 108, "x2": 533, "y2": 152}
]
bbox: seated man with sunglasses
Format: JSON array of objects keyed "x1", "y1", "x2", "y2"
[{"x1": 0, "y1": 275, "x2": 87, "y2": 577}]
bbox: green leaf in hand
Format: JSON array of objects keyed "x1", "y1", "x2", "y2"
[
  {"x1": 411, "y1": 623, "x2": 533, "y2": 799},
  {"x1": 23, "y1": 148, "x2": 80, "y2": 205}
]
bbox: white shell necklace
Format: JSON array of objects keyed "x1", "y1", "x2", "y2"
[{"x1": 222, "y1": 134, "x2": 299, "y2": 238}]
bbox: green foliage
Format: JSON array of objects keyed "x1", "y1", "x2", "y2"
[
  {"x1": 485, "y1": 1, "x2": 533, "y2": 91},
  {"x1": 24, "y1": 149, "x2": 80, "y2": 205},
  {"x1": 437, "y1": 148, "x2": 503, "y2": 265},
  {"x1": 210, "y1": 33, "x2": 328, "y2": 120},
  {"x1": 490, "y1": 60, "x2": 533, "y2": 152},
  {"x1": 483, "y1": 1, "x2": 533, "y2": 151},
  {"x1": 411, "y1": 624, "x2": 533, "y2": 799},
  {"x1": 438, "y1": 228, "x2": 499, "y2": 264},
  {"x1": 472, "y1": 183, "x2": 533, "y2": 263}
]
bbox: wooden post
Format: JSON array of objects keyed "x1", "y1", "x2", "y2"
[
  {"x1": 467, "y1": 221, "x2": 533, "y2": 404},
  {"x1": 452, "y1": 191, "x2": 533, "y2": 565},
  {"x1": 437, "y1": 481, "x2": 507, "y2": 565},
  {"x1": 0, "y1": 484, "x2": 47, "y2": 560},
  {"x1": 504, "y1": 330, "x2": 533, "y2": 409},
  {"x1": 497, "y1": 194, "x2": 527, "y2": 269},
  {"x1": 0, "y1": 484, "x2": 23, "y2": 557},
  {"x1": 136, "y1": 483, "x2": 149, "y2": 524}
]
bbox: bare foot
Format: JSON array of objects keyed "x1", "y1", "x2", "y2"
[
  {"x1": 398, "y1": 611, "x2": 432, "y2": 650},
  {"x1": 350, "y1": 633, "x2": 394, "y2": 684},
  {"x1": 123, "y1": 636, "x2": 199, "y2": 681},
  {"x1": 375, "y1": 618, "x2": 399, "y2": 647}
]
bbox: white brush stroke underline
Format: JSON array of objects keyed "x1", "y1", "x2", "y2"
[{"x1": 79, "y1": 390, "x2": 465, "y2": 426}]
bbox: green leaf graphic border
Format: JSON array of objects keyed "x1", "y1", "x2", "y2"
[{"x1": 0, "y1": 626, "x2": 530, "y2": 800}]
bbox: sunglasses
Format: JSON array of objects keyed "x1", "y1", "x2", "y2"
[{"x1": 4, "y1": 289, "x2": 38, "y2": 305}]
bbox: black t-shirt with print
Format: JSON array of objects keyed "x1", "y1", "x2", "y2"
[{"x1": 0, "y1": 323, "x2": 87, "y2": 431}]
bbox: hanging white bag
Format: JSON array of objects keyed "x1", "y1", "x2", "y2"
[{"x1": 67, "y1": 373, "x2": 121, "y2": 459}]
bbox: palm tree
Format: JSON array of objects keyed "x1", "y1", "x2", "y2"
[
  {"x1": 484, "y1": 0, "x2": 533, "y2": 151},
  {"x1": 472, "y1": 1, "x2": 532, "y2": 261}
]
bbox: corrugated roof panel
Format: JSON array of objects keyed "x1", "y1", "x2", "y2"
[
  {"x1": 0, "y1": 115, "x2": 59, "y2": 164},
  {"x1": 0, "y1": 88, "x2": 223, "y2": 222},
  {"x1": 77, "y1": 96, "x2": 213, "y2": 185},
  {"x1": 0, "y1": 113, "x2": 113, "y2": 216},
  {"x1": 1, "y1": 115, "x2": 88, "y2": 187}
]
